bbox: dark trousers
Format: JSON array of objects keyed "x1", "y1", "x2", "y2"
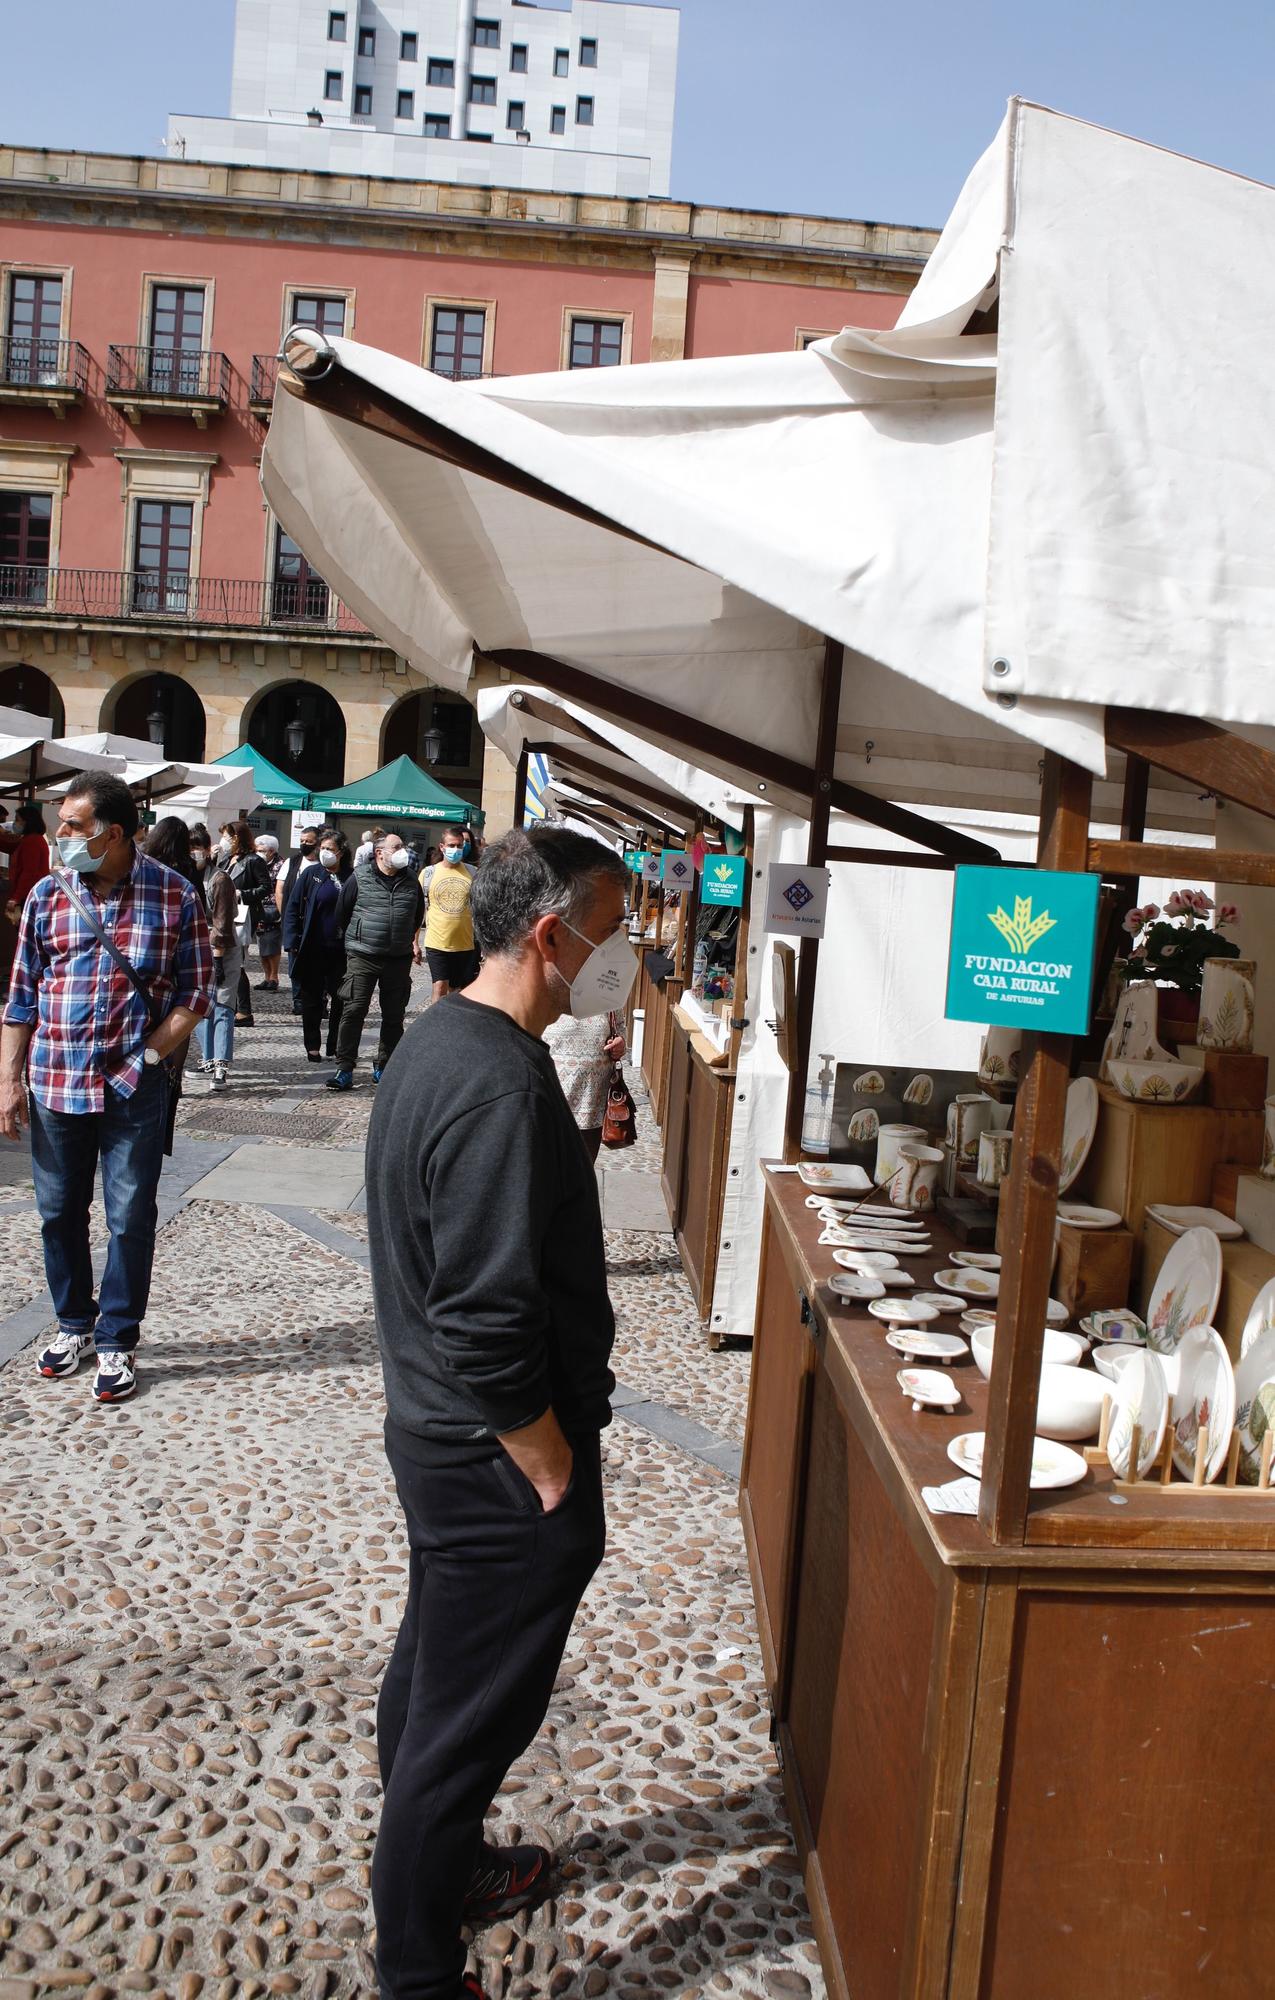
[
  {"x1": 373, "y1": 1428, "x2": 606, "y2": 2000},
  {"x1": 333, "y1": 953, "x2": 413, "y2": 1072},
  {"x1": 296, "y1": 949, "x2": 346, "y2": 1056},
  {"x1": 28, "y1": 1065, "x2": 170, "y2": 1354},
  {"x1": 235, "y1": 965, "x2": 253, "y2": 1021}
]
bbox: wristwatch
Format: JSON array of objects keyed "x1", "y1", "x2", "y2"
[{"x1": 143, "y1": 1047, "x2": 162, "y2": 1068}]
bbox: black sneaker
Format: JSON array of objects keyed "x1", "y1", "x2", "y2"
[{"x1": 462, "y1": 1844, "x2": 552, "y2": 1927}]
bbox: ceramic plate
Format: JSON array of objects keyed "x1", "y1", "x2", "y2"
[
  {"x1": 1058, "y1": 1076, "x2": 1100, "y2": 1195},
  {"x1": 833, "y1": 1247, "x2": 899, "y2": 1271},
  {"x1": 1169, "y1": 1325, "x2": 1235, "y2": 1483},
  {"x1": 897, "y1": 1366, "x2": 960, "y2": 1408},
  {"x1": 1241, "y1": 1276, "x2": 1275, "y2": 1359},
  {"x1": 797, "y1": 1162, "x2": 872, "y2": 1191},
  {"x1": 1147, "y1": 1204, "x2": 1245, "y2": 1241},
  {"x1": 1106, "y1": 1350, "x2": 1169, "y2": 1480},
  {"x1": 1057, "y1": 1201, "x2": 1124, "y2": 1230},
  {"x1": 1233, "y1": 1327, "x2": 1275, "y2": 1484},
  {"x1": 911, "y1": 1291, "x2": 964, "y2": 1314},
  {"x1": 885, "y1": 1330, "x2": 968, "y2": 1363},
  {"x1": 1092, "y1": 1344, "x2": 1181, "y2": 1396},
  {"x1": 933, "y1": 1267, "x2": 1000, "y2": 1301},
  {"x1": 868, "y1": 1296, "x2": 939, "y2": 1325},
  {"x1": 1081, "y1": 1309, "x2": 1147, "y2": 1346},
  {"x1": 828, "y1": 1272, "x2": 886, "y2": 1302},
  {"x1": 952, "y1": 1250, "x2": 1001, "y2": 1270},
  {"x1": 946, "y1": 1431, "x2": 1088, "y2": 1491},
  {"x1": 1145, "y1": 1225, "x2": 1224, "y2": 1355}
]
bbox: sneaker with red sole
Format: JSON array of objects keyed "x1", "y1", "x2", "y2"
[{"x1": 462, "y1": 1843, "x2": 553, "y2": 1926}]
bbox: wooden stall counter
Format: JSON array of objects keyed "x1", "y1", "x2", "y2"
[
  {"x1": 659, "y1": 1006, "x2": 735, "y2": 1328},
  {"x1": 743, "y1": 1165, "x2": 1275, "y2": 2000}
]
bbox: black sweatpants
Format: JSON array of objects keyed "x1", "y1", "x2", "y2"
[
  {"x1": 296, "y1": 949, "x2": 346, "y2": 1057},
  {"x1": 333, "y1": 953, "x2": 413, "y2": 1072},
  {"x1": 373, "y1": 1425, "x2": 606, "y2": 2000}
]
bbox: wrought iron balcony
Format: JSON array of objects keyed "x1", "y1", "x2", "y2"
[
  {"x1": 0, "y1": 336, "x2": 90, "y2": 412},
  {"x1": 0, "y1": 565, "x2": 368, "y2": 635},
  {"x1": 249, "y1": 353, "x2": 279, "y2": 414},
  {"x1": 105, "y1": 345, "x2": 232, "y2": 426}
]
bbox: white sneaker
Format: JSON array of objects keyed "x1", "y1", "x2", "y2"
[
  {"x1": 37, "y1": 1328, "x2": 94, "y2": 1378},
  {"x1": 211, "y1": 1063, "x2": 229, "y2": 1091},
  {"x1": 93, "y1": 1351, "x2": 137, "y2": 1402}
]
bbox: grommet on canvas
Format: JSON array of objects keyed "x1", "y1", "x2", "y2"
[
  {"x1": 996, "y1": 692, "x2": 1018, "y2": 709},
  {"x1": 990, "y1": 656, "x2": 1012, "y2": 678}
]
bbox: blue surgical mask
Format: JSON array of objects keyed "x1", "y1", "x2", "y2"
[{"x1": 58, "y1": 832, "x2": 107, "y2": 874}]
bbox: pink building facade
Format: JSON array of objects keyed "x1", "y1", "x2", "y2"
[{"x1": 0, "y1": 145, "x2": 935, "y2": 811}]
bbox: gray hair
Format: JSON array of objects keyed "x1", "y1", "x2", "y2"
[
  {"x1": 254, "y1": 832, "x2": 280, "y2": 853},
  {"x1": 470, "y1": 824, "x2": 626, "y2": 959}
]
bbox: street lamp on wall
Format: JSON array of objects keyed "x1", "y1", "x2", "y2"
[
  {"x1": 284, "y1": 708, "x2": 307, "y2": 763},
  {"x1": 146, "y1": 701, "x2": 167, "y2": 749},
  {"x1": 421, "y1": 723, "x2": 444, "y2": 766}
]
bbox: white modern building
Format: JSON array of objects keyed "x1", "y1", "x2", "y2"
[{"x1": 168, "y1": 0, "x2": 679, "y2": 198}]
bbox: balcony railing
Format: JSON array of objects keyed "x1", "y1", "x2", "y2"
[
  {"x1": 0, "y1": 566, "x2": 369, "y2": 634},
  {"x1": 250, "y1": 353, "x2": 279, "y2": 409},
  {"x1": 0, "y1": 336, "x2": 91, "y2": 396},
  {"x1": 106, "y1": 345, "x2": 232, "y2": 407}
]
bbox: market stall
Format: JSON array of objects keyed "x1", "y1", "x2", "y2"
[
  {"x1": 310, "y1": 752, "x2": 482, "y2": 844},
  {"x1": 259, "y1": 100, "x2": 1275, "y2": 1995}
]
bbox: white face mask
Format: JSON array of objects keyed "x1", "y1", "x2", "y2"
[
  {"x1": 320, "y1": 848, "x2": 341, "y2": 870},
  {"x1": 191, "y1": 847, "x2": 208, "y2": 867},
  {"x1": 553, "y1": 918, "x2": 639, "y2": 1018},
  {"x1": 218, "y1": 836, "x2": 232, "y2": 857},
  {"x1": 388, "y1": 848, "x2": 411, "y2": 870}
]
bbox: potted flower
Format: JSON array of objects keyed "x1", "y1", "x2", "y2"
[{"x1": 1121, "y1": 890, "x2": 1242, "y2": 1045}]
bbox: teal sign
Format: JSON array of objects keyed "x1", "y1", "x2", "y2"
[
  {"x1": 623, "y1": 849, "x2": 641, "y2": 873},
  {"x1": 701, "y1": 855, "x2": 747, "y2": 908},
  {"x1": 945, "y1": 866, "x2": 1101, "y2": 1035}
]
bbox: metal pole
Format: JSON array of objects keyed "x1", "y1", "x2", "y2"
[{"x1": 784, "y1": 637, "x2": 844, "y2": 1157}]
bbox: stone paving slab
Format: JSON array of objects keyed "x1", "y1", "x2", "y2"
[
  {"x1": 604, "y1": 1170, "x2": 674, "y2": 1235},
  {"x1": 184, "y1": 1143, "x2": 366, "y2": 1211}
]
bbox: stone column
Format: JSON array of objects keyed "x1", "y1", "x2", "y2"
[{"x1": 650, "y1": 252, "x2": 692, "y2": 363}]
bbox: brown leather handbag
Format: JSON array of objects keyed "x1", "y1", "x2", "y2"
[{"x1": 600, "y1": 1011, "x2": 637, "y2": 1149}]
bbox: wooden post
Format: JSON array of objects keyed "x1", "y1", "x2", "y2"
[
  {"x1": 978, "y1": 754, "x2": 1094, "y2": 1543},
  {"x1": 681, "y1": 816, "x2": 703, "y2": 986},
  {"x1": 653, "y1": 837, "x2": 666, "y2": 949},
  {"x1": 784, "y1": 638, "x2": 844, "y2": 1157},
  {"x1": 729, "y1": 807, "x2": 756, "y2": 1069},
  {"x1": 637, "y1": 835, "x2": 652, "y2": 935},
  {"x1": 511, "y1": 746, "x2": 529, "y2": 832}
]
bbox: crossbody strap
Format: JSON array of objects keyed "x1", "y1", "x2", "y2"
[{"x1": 57, "y1": 871, "x2": 163, "y2": 1034}]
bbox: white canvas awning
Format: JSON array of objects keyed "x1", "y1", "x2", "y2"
[
  {"x1": 261, "y1": 101, "x2": 1275, "y2": 813},
  {"x1": 0, "y1": 711, "x2": 123, "y2": 795}
]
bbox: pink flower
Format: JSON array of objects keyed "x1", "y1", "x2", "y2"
[
  {"x1": 1160, "y1": 942, "x2": 1176, "y2": 956},
  {"x1": 1217, "y1": 903, "x2": 1240, "y2": 926},
  {"x1": 1122, "y1": 908, "x2": 1144, "y2": 936},
  {"x1": 1187, "y1": 888, "x2": 1214, "y2": 914},
  {"x1": 1142, "y1": 903, "x2": 1160, "y2": 922},
  {"x1": 1165, "y1": 891, "x2": 1186, "y2": 917}
]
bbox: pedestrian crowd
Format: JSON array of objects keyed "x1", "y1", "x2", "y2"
[{"x1": 0, "y1": 779, "x2": 639, "y2": 2000}]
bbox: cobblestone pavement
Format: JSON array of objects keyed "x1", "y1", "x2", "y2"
[{"x1": 0, "y1": 981, "x2": 817, "y2": 2000}]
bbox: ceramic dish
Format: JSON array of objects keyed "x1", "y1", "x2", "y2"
[
  {"x1": 946, "y1": 1431, "x2": 1088, "y2": 1491},
  {"x1": 1044, "y1": 1297, "x2": 1070, "y2": 1327},
  {"x1": 911, "y1": 1291, "x2": 965, "y2": 1314},
  {"x1": 827, "y1": 1272, "x2": 887, "y2": 1302},
  {"x1": 952, "y1": 1250, "x2": 1001, "y2": 1270},
  {"x1": 833, "y1": 1247, "x2": 899, "y2": 1271},
  {"x1": 797, "y1": 1162, "x2": 872, "y2": 1191},
  {"x1": 1106, "y1": 1350, "x2": 1169, "y2": 1480},
  {"x1": 1146, "y1": 1225, "x2": 1224, "y2": 1355},
  {"x1": 820, "y1": 1202, "x2": 923, "y2": 1226},
  {"x1": 1233, "y1": 1327, "x2": 1275, "y2": 1484},
  {"x1": 1146, "y1": 1204, "x2": 1245, "y2": 1241},
  {"x1": 1092, "y1": 1344, "x2": 1180, "y2": 1395},
  {"x1": 1058, "y1": 1076, "x2": 1100, "y2": 1195},
  {"x1": 885, "y1": 1329, "x2": 968, "y2": 1364},
  {"x1": 933, "y1": 1267, "x2": 1000, "y2": 1301},
  {"x1": 1056, "y1": 1201, "x2": 1124, "y2": 1230},
  {"x1": 1169, "y1": 1325, "x2": 1235, "y2": 1482},
  {"x1": 1111, "y1": 1058, "x2": 1205, "y2": 1104},
  {"x1": 969, "y1": 1325, "x2": 1087, "y2": 1378},
  {"x1": 897, "y1": 1366, "x2": 960, "y2": 1410},
  {"x1": 1241, "y1": 1276, "x2": 1275, "y2": 1359},
  {"x1": 826, "y1": 1236, "x2": 931, "y2": 1256},
  {"x1": 868, "y1": 1296, "x2": 939, "y2": 1326}
]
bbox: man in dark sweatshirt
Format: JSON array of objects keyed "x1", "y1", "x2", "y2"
[{"x1": 365, "y1": 823, "x2": 636, "y2": 2000}]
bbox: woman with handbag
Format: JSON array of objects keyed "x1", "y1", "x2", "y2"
[
  {"x1": 219, "y1": 821, "x2": 273, "y2": 1028},
  {"x1": 541, "y1": 1008, "x2": 629, "y2": 1162},
  {"x1": 193, "y1": 824, "x2": 242, "y2": 1092}
]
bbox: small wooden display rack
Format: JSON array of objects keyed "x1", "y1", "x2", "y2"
[{"x1": 1087, "y1": 1392, "x2": 1275, "y2": 1497}]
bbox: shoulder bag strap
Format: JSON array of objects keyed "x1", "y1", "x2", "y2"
[{"x1": 57, "y1": 871, "x2": 163, "y2": 1033}]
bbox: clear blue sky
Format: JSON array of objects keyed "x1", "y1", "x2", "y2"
[{"x1": 2, "y1": 0, "x2": 1273, "y2": 227}]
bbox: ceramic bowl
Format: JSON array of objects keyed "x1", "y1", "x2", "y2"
[
  {"x1": 1034, "y1": 1362, "x2": 1108, "y2": 1440},
  {"x1": 1092, "y1": 1345, "x2": 1181, "y2": 1395},
  {"x1": 1110, "y1": 1058, "x2": 1205, "y2": 1104},
  {"x1": 970, "y1": 1325, "x2": 1087, "y2": 1380}
]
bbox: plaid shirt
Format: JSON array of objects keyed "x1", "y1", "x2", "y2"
[{"x1": 3, "y1": 849, "x2": 213, "y2": 1115}]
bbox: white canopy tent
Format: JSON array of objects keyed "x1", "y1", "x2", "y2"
[{"x1": 0, "y1": 709, "x2": 123, "y2": 796}]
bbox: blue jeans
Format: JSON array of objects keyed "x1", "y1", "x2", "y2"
[
  {"x1": 199, "y1": 946, "x2": 241, "y2": 1065},
  {"x1": 29, "y1": 1065, "x2": 170, "y2": 1355}
]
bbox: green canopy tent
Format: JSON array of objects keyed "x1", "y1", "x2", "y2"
[
  {"x1": 310, "y1": 754, "x2": 483, "y2": 827},
  {"x1": 212, "y1": 744, "x2": 312, "y2": 811}
]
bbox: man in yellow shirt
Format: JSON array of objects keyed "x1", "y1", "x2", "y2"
[{"x1": 420, "y1": 825, "x2": 479, "y2": 1001}]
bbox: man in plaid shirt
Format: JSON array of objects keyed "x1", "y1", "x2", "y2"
[{"x1": 0, "y1": 773, "x2": 213, "y2": 1402}]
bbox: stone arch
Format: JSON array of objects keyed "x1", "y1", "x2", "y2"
[
  {"x1": 0, "y1": 663, "x2": 65, "y2": 736},
  {"x1": 380, "y1": 687, "x2": 479, "y2": 778},
  {"x1": 103, "y1": 671, "x2": 206, "y2": 763},
  {"x1": 243, "y1": 678, "x2": 346, "y2": 794}
]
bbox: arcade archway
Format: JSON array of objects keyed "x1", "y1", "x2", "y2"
[
  {"x1": 245, "y1": 680, "x2": 346, "y2": 795},
  {"x1": 0, "y1": 663, "x2": 65, "y2": 736},
  {"x1": 108, "y1": 673, "x2": 206, "y2": 763}
]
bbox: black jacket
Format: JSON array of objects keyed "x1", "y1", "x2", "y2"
[
  {"x1": 338, "y1": 861, "x2": 425, "y2": 960},
  {"x1": 284, "y1": 861, "x2": 348, "y2": 960},
  {"x1": 366, "y1": 994, "x2": 615, "y2": 1449}
]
